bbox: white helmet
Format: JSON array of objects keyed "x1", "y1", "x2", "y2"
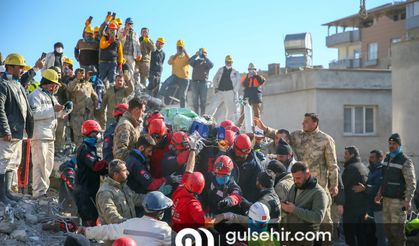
[
  {"x1": 248, "y1": 202, "x2": 270, "y2": 223},
  {"x1": 248, "y1": 63, "x2": 256, "y2": 70}
]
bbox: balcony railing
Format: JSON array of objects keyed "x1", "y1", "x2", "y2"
[
  {"x1": 329, "y1": 58, "x2": 361, "y2": 69},
  {"x1": 326, "y1": 30, "x2": 361, "y2": 47}
]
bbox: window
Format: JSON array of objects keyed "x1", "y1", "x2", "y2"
[
  {"x1": 344, "y1": 106, "x2": 376, "y2": 135},
  {"x1": 367, "y1": 43, "x2": 378, "y2": 60},
  {"x1": 353, "y1": 49, "x2": 361, "y2": 59},
  {"x1": 391, "y1": 38, "x2": 401, "y2": 44}
]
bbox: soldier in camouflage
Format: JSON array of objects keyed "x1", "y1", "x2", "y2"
[
  {"x1": 255, "y1": 113, "x2": 338, "y2": 244},
  {"x1": 67, "y1": 68, "x2": 98, "y2": 146},
  {"x1": 374, "y1": 133, "x2": 416, "y2": 246}
]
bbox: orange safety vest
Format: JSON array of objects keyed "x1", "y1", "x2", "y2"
[{"x1": 241, "y1": 74, "x2": 263, "y2": 88}]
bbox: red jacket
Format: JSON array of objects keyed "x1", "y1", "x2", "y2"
[
  {"x1": 171, "y1": 172, "x2": 205, "y2": 232},
  {"x1": 150, "y1": 133, "x2": 172, "y2": 178}
]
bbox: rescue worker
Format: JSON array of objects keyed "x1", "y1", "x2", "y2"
[
  {"x1": 0, "y1": 53, "x2": 34, "y2": 205},
  {"x1": 238, "y1": 63, "x2": 265, "y2": 127},
  {"x1": 101, "y1": 73, "x2": 134, "y2": 128},
  {"x1": 147, "y1": 37, "x2": 166, "y2": 97},
  {"x1": 147, "y1": 118, "x2": 172, "y2": 178},
  {"x1": 103, "y1": 103, "x2": 128, "y2": 162},
  {"x1": 374, "y1": 133, "x2": 416, "y2": 246},
  {"x1": 43, "y1": 42, "x2": 65, "y2": 71},
  {"x1": 136, "y1": 27, "x2": 155, "y2": 88},
  {"x1": 74, "y1": 120, "x2": 108, "y2": 226},
  {"x1": 28, "y1": 69, "x2": 63, "y2": 198},
  {"x1": 113, "y1": 98, "x2": 146, "y2": 160},
  {"x1": 79, "y1": 191, "x2": 173, "y2": 245},
  {"x1": 188, "y1": 48, "x2": 214, "y2": 115},
  {"x1": 67, "y1": 68, "x2": 98, "y2": 146},
  {"x1": 229, "y1": 134, "x2": 263, "y2": 202},
  {"x1": 203, "y1": 155, "x2": 243, "y2": 215},
  {"x1": 161, "y1": 131, "x2": 191, "y2": 179},
  {"x1": 118, "y1": 17, "x2": 141, "y2": 79},
  {"x1": 96, "y1": 159, "x2": 143, "y2": 224},
  {"x1": 207, "y1": 55, "x2": 241, "y2": 122},
  {"x1": 74, "y1": 25, "x2": 99, "y2": 70},
  {"x1": 125, "y1": 135, "x2": 174, "y2": 195},
  {"x1": 99, "y1": 21, "x2": 124, "y2": 86}
]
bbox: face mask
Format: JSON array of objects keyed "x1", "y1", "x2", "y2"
[
  {"x1": 83, "y1": 136, "x2": 97, "y2": 145},
  {"x1": 215, "y1": 175, "x2": 230, "y2": 185},
  {"x1": 247, "y1": 218, "x2": 268, "y2": 233},
  {"x1": 85, "y1": 37, "x2": 94, "y2": 43},
  {"x1": 156, "y1": 211, "x2": 164, "y2": 220},
  {"x1": 55, "y1": 47, "x2": 63, "y2": 54},
  {"x1": 225, "y1": 65, "x2": 232, "y2": 69}
]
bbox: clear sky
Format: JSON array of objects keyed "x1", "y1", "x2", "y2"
[{"x1": 1, "y1": 0, "x2": 391, "y2": 80}]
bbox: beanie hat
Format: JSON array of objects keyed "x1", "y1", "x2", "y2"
[
  {"x1": 276, "y1": 138, "x2": 292, "y2": 155},
  {"x1": 257, "y1": 171, "x2": 274, "y2": 188},
  {"x1": 389, "y1": 133, "x2": 401, "y2": 145},
  {"x1": 267, "y1": 160, "x2": 287, "y2": 175}
]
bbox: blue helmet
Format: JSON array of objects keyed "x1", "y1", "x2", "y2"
[
  {"x1": 142, "y1": 191, "x2": 173, "y2": 212},
  {"x1": 125, "y1": 17, "x2": 134, "y2": 24}
]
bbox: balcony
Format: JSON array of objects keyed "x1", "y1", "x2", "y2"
[
  {"x1": 329, "y1": 58, "x2": 361, "y2": 69},
  {"x1": 364, "y1": 59, "x2": 378, "y2": 67},
  {"x1": 326, "y1": 30, "x2": 361, "y2": 47},
  {"x1": 406, "y1": 14, "x2": 419, "y2": 30}
]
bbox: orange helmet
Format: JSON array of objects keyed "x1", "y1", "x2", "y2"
[
  {"x1": 171, "y1": 131, "x2": 190, "y2": 150},
  {"x1": 148, "y1": 119, "x2": 167, "y2": 137},
  {"x1": 81, "y1": 120, "x2": 101, "y2": 136},
  {"x1": 108, "y1": 22, "x2": 118, "y2": 30},
  {"x1": 112, "y1": 103, "x2": 128, "y2": 117},
  {"x1": 184, "y1": 172, "x2": 205, "y2": 194},
  {"x1": 234, "y1": 134, "x2": 252, "y2": 156},
  {"x1": 213, "y1": 155, "x2": 234, "y2": 176},
  {"x1": 112, "y1": 237, "x2": 137, "y2": 246}
]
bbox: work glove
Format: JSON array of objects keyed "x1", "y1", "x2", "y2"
[
  {"x1": 217, "y1": 197, "x2": 234, "y2": 210},
  {"x1": 143, "y1": 36, "x2": 150, "y2": 43},
  {"x1": 168, "y1": 173, "x2": 182, "y2": 184},
  {"x1": 93, "y1": 160, "x2": 108, "y2": 172},
  {"x1": 135, "y1": 55, "x2": 142, "y2": 62},
  {"x1": 158, "y1": 184, "x2": 173, "y2": 195}
]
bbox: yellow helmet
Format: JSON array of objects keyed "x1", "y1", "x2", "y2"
[
  {"x1": 84, "y1": 25, "x2": 94, "y2": 34},
  {"x1": 63, "y1": 57, "x2": 74, "y2": 66},
  {"x1": 115, "y1": 18, "x2": 123, "y2": 26},
  {"x1": 200, "y1": 48, "x2": 207, "y2": 54},
  {"x1": 225, "y1": 55, "x2": 233, "y2": 62},
  {"x1": 94, "y1": 26, "x2": 100, "y2": 32},
  {"x1": 4, "y1": 53, "x2": 29, "y2": 68},
  {"x1": 157, "y1": 37, "x2": 165, "y2": 44},
  {"x1": 41, "y1": 69, "x2": 60, "y2": 84},
  {"x1": 176, "y1": 40, "x2": 185, "y2": 48}
]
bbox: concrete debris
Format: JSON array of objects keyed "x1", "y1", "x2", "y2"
[
  {"x1": 11, "y1": 229, "x2": 27, "y2": 242},
  {"x1": 0, "y1": 221, "x2": 17, "y2": 234}
]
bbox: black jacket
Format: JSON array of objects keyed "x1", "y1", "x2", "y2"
[
  {"x1": 341, "y1": 157, "x2": 369, "y2": 223},
  {"x1": 0, "y1": 74, "x2": 34, "y2": 139},
  {"x1": 149, "y1": 49, "x2": 165, "y2": 75},
  {"x1": 258, "y1": 188, "x2": 281, "y2": 221}
]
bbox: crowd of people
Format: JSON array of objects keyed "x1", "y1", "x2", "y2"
[{"x1": 0, "y1": 12, "x2": 417, "y2": 246}]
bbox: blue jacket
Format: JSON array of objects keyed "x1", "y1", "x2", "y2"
[
  {"x1": 366, "y1": 162, "x2": 383, "y2": 213},
  {"x1": 103, "y1": 122, "x2": 117, "y2": 162}
]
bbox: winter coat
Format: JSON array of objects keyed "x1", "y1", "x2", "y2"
[
  {"x1": 113, "y1": 111, "x2": 142, "y2": 160},
  {"x1": 101, "y1": 79, "x2": 134, "y2": 120},
  {"x1": 188, "y1": 55, "x2": 214, "y2": 81},
  {"x1": 212, "y1": 66, "x2": 241, "y2": 99},
  {"x1": 366, "y1": 162, "x2": 383, "y2": 212},
  {"x1": 274, "y1": 173, "x2": 294, "y2": 202},
  {"x1": 139, "y1": 38, "x2": 156, "y2": 63},
  {"x1": 67, "y1": 78, "x2": 98, "y2": 115}
]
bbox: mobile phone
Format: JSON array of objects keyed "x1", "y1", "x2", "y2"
[
  {"x1": 41, "y1": 52, "x2": 46, "y2": 59},
  {"x1": 112, "y1": 12, "x2": 116, "y2": 19},
  {"x1": 88, "y1": 16, "x2": 93, "y2": 23},
  {"x1": 107, "y1": 11, "x2": 111, "y2": 16}
]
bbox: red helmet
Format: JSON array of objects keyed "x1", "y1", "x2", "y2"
[
  {"x1": 171, "y1": 131, "x2": 190, "y2": 150},
  {"x1": 112, "y1": 103, "x2": 128, "y2": 117},
  {"x1": 220, "y1": 120, "x2": 235, "y2": 130},
  {"x1": 108, "y1": 22, "x2": 118, "y2": 30},
  {"x1": 213, "y1": 155, "x2": 234, "y2": 176},
  {"x1": 148, "y1": 119, "x2": 167, "y2": 137},
  {"x1": 81, "y1": 120, "x2": 102, "y2": 136},
  {"x1": 145, "y1": 111, "x2": 164, "y2": 128},
  {"x1": 224, "y1": 130, "x2": 236, "y2": 147},
  {"x1": 184, "y1": 172, "x2": 205, "y2": 194},
  {"x1": 112, "y1": 237, "x2": 137, "y2": 246},
  {"x1": 234, "y1": 134, "x2": 252, "y2": 155}
]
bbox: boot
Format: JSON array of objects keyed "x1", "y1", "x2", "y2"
[
  {"x1": 5, "y1": 171, "x2": 21, "y2": 202},
  {"x1": 0, "y1": 174, "x2": 16, "y2": 206}
]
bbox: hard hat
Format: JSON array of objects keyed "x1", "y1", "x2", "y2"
[
  {"x1": 176, "y1": 39, "x2": 185, "y2": 48},
  {"x1": 125, "y1": 17, "x2": 134, "y2": 24},
  {"x1": 156, "y1": 37, "x2": 165, "y2": 44},
  {"x1": 94, "y1": 26, "x2": 100, "y2": 32},
  {"x1": 84, "y1": 25, "x2": 94, "y2": 34},
  {"x1": 213, "y1": 155, "x2": 234, "y2": 176},
  {"x1": 234, "y1": 134, "x2": 252, "y2": 155},
  {"x1": 200, "y1": 48, "x2": 207, "y2": 54},
  {"x1": 145, "y1": 111, "x2": 165, "y2": 128},
  {"x1": 4, "y1": 53, "x2": 29, "y2": 68},
  {"x1": 85, "y1": 65, "x2": 97, "y2": 74},
  {"x1": 108, "y1": 22, "x2": 118, "y2": 30},
  {"x1": 224, "y1": 130, "x2": 236, "y2": 147},
  {"x1": 41, "y1": 69, "x2": 60, "y2": 84},
  {"x1": 81, "y1": 120, "x2": 102, "y2": 136},
  {"x1": 148, "y1": 119, "x2": 167, "y2": 137},
  {"x1": 225, "y1": 55, "x2": 233, "y2": 62},
  {"x1": 248, "y1": 202, "x2": 270, "y2": 223},
  {"x1": 142, "y1": 191, "x2": 173, "y2": 213},
  {"x1": 220, "y1": 120, "x2": 235, "y2": 130},
  {"x1": 115, "y1": 18, "x2": 123, "y2": 26},
  {"x1": 184, "y1": 172, "x2": 205, "y2": 194},
  {"x1": 112, "y1": 103, "x2": 128, "y2": 117},
  {"x1": 63, "y1": 57, "x2": 74, "y2": 66},
  {"x1": 248, "y1": 63, "x2": 256, "y2": 70},
  {"x1": 112, "y1": 237, "x2": 137, "y2": 246},
  {"x1": 171, "y1": 131, "x2": 190, "y2": 150}
]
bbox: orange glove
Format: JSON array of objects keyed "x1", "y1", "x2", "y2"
[{"x1": 135, "y1": 56, "x2": 142, "y2": 62}]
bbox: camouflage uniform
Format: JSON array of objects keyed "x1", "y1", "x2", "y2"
[
  {"x1": 101, "y1": 78, "x2": 134, "y2": 127},
  {"x1": 113, "y1": 111, "x2": 142, "y2": 160},
  {"x1": 267, "y1": 126, "x2": 338, "y2": 245},
  {"x1": 67, "y1": 78, "x2": 98, "y2": 145},
  {"x1": 136, "y1": 38, "x2": 155, "y2": 87}
]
